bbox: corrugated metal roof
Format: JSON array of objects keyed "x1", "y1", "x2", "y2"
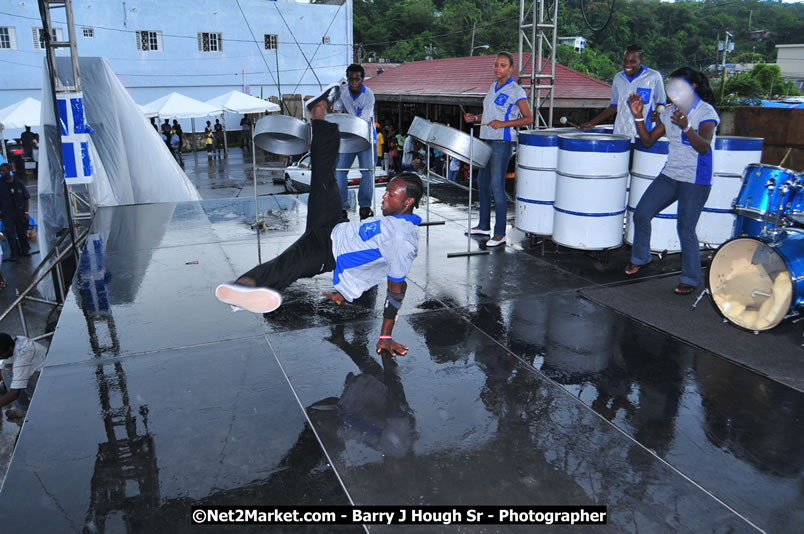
[{"x1": 364, "y1": 53, "x2": 612, "y2": 101}]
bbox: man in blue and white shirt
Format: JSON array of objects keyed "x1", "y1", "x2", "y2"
[
  {"x1": 334, "y1": 64, "x2": 377, "y2": 221},
  {"x1": 217, "y1": 89, "x2": 423, "y2": 356},
  {"x1": 582, "y1": 45, "x2": 666, "y2": 139}
]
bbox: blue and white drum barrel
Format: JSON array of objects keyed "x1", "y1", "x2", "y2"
[
  {"x1": 733, "y1": 164, "x2": 798, "y2": 237},
  {"x1": 514, "y1": 129, "x2": 572, "y2": 235},
  {"x1": 712, "y1": 136, "x2": 764, "y2": 176},
  {"x1": 708, "y1": 229, "x2": 804, "y2": 331},
  {"x1": 553, "y1": 134, "x2": 631, "y2": 250},
  {"x1": 698, "y1": 136, "x2": 763, "y2": 245},
  {"x1": 625, "y1": 138, "x2": 679, "y2": 252}
]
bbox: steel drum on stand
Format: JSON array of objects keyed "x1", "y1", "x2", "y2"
[
  {"x1": 427, "y1": 123, "x2": 492, "y2": 168},
  {"x1": 514, "y1": 129, "x2": 572, "y2": 235},
  {"x1": 408, "y1": 116, "x2": 433, "y2": 143},
  {"x1": 324, "y1": 113, "x2": 372, "y2": 153},
  {"x1": 552, "y1": 134, "x2": 631, "y2": 250},
  {"x1": 625, "y1": 138, "x2": 679, "y2": 252},
  {"x1": 253, "y1": 115, "x2": 311, "y2": 155}
]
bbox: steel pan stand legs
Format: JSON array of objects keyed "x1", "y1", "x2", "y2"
[
  {"x1": 420, "y1": 145, "x2": 445, "y2": 228},
  {"x1": 448, "y1": 125, "x2": 489, "y2": 258},
  {"x1": 251, "y1": 123, "x2": 264, "y2": 264}
]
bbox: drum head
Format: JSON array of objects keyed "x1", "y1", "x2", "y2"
[{"x1": 708, "y1": 237, "x2": 794, "y2": 331}]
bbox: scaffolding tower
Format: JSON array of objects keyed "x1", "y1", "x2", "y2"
[{"x1": 518, "y1": 0, "x2": 559, "y2": 129}]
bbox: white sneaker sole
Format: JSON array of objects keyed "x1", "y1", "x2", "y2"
[
  {"x1": 486, "y1": 238, "x2": 505, "y2": 247},
  {"x1": 215, "y1": 284, "x2": 282, "y2": 314}
]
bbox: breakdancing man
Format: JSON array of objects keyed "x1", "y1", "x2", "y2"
[{"x1": 216, "y1": 86, "x2": 423, "y2": 356}]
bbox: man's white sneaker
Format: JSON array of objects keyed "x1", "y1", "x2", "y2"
[{"x1": 215, "y1": 283, "x2": 282, "y2": 314}]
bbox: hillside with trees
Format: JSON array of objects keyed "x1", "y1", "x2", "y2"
[{"x1": 354, "y1": 0, "x2": 804, "y2": 96}]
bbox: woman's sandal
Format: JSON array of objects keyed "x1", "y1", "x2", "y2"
[
  {"x1": 673, "y1": 283, "x2": 696, "y2": 295},
  {"x1": 624, "y1": 263, "x2": 645, "y2": 276}
]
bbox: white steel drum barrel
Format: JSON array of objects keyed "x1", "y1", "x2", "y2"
[
  {"x1": 712, "y1": 136, "x2": 764, "y2": 176},
  {"x1": 697, "y1": 174, "x2": 745, "y2": 246},
  {"x1": 625, "y1": 138, "x2": 679, "y2": 252},
  {"x1": 514, "y1": 129, "x2": 572, "y2": 235},
  {"x1": 553, "y1": 134, "x2": 631, "y2": 250},
  {"x1": 699, "y1": 137, "x2": 763, "y2": 246}
]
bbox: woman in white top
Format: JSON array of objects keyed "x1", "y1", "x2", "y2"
[
  {"x1": 465, "y1": 52, "x2": 533, "y2": 247},
  {"x1": 625, "y1": 67, "x2": 720, "y2": 295}
]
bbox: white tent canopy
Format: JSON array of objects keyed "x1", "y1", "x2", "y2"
[
  {"x1": 205, "y1": 90, "x2": 280, "y2": 114},
  {"x1": 141, "y1": 92, "x2": 222, "y2": 119},
  {"x1": 138, "y1": 104, "x2": 159, "y2": 119},
  {"x1": 0, "y1": 97, "x2": 41, "y2": 159}
]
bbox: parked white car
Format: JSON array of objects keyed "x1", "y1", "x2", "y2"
[{"x1": 283, "y1": 153, "x2": 388, "y2": 193}]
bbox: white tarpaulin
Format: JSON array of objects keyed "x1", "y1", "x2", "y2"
[
  {"x1": 205, "y1": 91, "x2": 280, "y2": 114},
  {"x1": 38, "y1": 57, "x2": 201, "y2": 265},
  {"x1": 142, "y1": 92, "x2": 222, "y2": 119}
]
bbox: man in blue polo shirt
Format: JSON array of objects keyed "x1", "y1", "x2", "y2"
[
  {"x1": 334, "y1": 64, "x2": 377, "y2": 221},
  {"x1": 582, "y1": 45, "x2": 666, "y2": 139}
]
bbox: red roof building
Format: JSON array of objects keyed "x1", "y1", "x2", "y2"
[
  {"x1": 365, "y1": 53, "x2": 612, "y2": 109},
  {"x1": 361, "y1": 62, "x2": 402, "y2": 80}
]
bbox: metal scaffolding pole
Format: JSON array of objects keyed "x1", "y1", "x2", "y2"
[{"x1": 518, "y1": 0, "x2": 558, "y2": 129}]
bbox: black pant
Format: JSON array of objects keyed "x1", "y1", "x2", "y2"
[
  {"x1": 3, "y1": 211, "x2": 29, "y2": 258},
  {"x1": 240, "y1": 120, "x2": 341, "y2": 291}
]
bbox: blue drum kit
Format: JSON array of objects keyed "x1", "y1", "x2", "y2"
[{"x1": 706, "y1": 163, "x2": 804, "y2": 332}]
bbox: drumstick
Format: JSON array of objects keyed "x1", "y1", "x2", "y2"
[
  {"x1": 779, "y1": 147, "x2": 792, "y2": 167},
  {"x1": 559, "y1": 116, "x2": 580, "y2": 128}
]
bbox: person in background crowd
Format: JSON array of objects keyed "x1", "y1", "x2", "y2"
[
  {"x1": 0, "y1": 163, "x2": 31, "y2": 261},
  {"x1": 0, "y1": 333, "x2": 48, "y2": 418}
]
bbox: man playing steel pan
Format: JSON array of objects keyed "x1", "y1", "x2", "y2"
[{"x1": 215, "y1": 87, "x2": 423, "y2": 356}]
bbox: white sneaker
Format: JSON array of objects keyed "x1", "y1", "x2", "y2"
[
  {"x1": 485, "y1": 236, "x2": 505, "y2": 247},
  {"x1": 305, "y1": 83, "x2": 341, "y2": 114},
  {"x1": 215, "y1": 283, "x2": 282, "y2": 314}
]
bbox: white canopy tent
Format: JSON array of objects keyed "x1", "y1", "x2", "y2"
[
  {"x1": 205, "y1": 90, "x2": 280, "y2": 114},
  {"x1": 141, "y1": 92, "x2": 222, "y2": 119},
  {"x1": 205, "y1": 90, "x2": 281, "y2": 157},
  {"x1": 0, "y1": 97, "x2": 41, "y2": 160}
]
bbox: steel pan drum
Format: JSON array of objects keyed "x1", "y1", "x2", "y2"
[
  {"x1": 426, "y1": 123, "x2": 492, "y2": 168},
  {"x1": 254, "y1": 114, "x2": 310, "y2": 156},
  {"x1": 408, "y1": 116, "x2": 433, "y2": 143},
  {"x1": 708, "y1": 229, "x2": 804, "y2": 331},
  {"x1": 325, "y1": 113, "x2": 372, "y2": 153}
]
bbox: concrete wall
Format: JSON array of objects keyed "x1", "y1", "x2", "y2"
[{"x1": 0, "y1": 0, "x2": 353, "y2": 135}]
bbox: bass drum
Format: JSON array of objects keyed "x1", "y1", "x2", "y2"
[{"x1": 707, "y1": 230, "x2": 804, "y2": 331}]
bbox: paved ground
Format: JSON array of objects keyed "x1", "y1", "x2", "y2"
[{"x1": 0, "y1": 147, "x2": 801, "y2": 531}]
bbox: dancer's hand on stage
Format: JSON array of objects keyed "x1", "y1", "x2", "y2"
[
  {"x1": 377, "y1": 338, "x2": 408, "y2": 356},
  {"x1": 321, "y1": 291, "x2": 346, "y2": 305}
]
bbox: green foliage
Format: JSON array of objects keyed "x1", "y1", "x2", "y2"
[{"x1": 354, "y1": 0, "x2": 804, "y2": 96}]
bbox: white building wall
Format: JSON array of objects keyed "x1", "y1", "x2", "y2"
[{"x1": 0, "y1": 0, "x2": 354, "y2": 109}]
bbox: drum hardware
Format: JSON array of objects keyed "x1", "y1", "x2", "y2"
[{"x1": 690, "y1": 288, "x2": 710, "y2": 311}]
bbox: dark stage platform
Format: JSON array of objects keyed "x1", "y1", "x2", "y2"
[{"x1": 0, "y1": 189, "x2": 801, "y2": 533}]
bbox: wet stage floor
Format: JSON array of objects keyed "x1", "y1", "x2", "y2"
[{"x1": 0, "y1": 186, "x2": 802, "y2": 532}]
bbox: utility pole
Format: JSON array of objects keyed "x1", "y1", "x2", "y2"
[
  {"x1": 719, "y1": 31, "x2": 733, "y2": 103},
  {"x1": 470, "y1": 22, "x2": 476, "y2": 56}
]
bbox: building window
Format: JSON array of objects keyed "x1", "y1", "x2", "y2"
[
  {"x1": 136, "y1": 30, "x2": 162, "y2": 51},
  {"x1": 0, "y1": 27, "x2": 17, "y2": 50},
  {"x1": 82, "y1": 27, "x2": 94, "y2": 38},
  {"x1": 32, "y1": 27, "x2": 64, "y2": 49},
  {"x1": 198, "y1": 32, "x2": 222, "y2": 52},
  {"x1": 321, "y1": 35, "x2": 330, "y2": 45},
  {"x1": 264, "y1": 34, "x2": 278, "y2": 50}
]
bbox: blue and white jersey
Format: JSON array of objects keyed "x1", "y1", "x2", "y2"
[
  {"x1": 610, "y1": 66, "x2": 666, "y2": 139},
  {"x1": 330, "y1": 214, "x2": 421, "y2": 301},
  {"x1": 334, "y1": 83, "x2": 376, "y2": 124},
  {"x1": 658, "y1": 99, "x2": 719, "y2": 186},
  {"x1": 480, "y1": 78, "x2": 528, "y2": 142}
]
